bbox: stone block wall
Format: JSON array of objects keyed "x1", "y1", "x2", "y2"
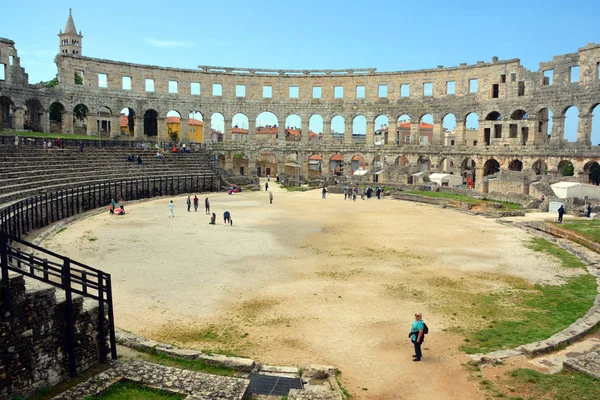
[{"x1": 0, "y1": 274, "x2": 103, "y2": 400}]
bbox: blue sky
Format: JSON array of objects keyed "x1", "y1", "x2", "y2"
[{"x1": 2, "y1": 0, "x2": 599, "y2": 142}]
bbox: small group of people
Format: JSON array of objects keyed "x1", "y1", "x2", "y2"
[
  {"x1": 43, "y1": 138, "x2": 61, "y2": 150},
  {"x1": 155, "y1": 151, "x2": 164, "y2": 159},
  {"x1": 109, "y1": 198, "x2": 125, "y2": 215},
  {"x1": 338, "y1": 185, "x2": 383, "y2": 200},
  {"x1": 556, "y1": 203, "x2": 593, "y2": 223},
  {"x1": 126, "y1": 154, "x2": 143, "y2": 165}
]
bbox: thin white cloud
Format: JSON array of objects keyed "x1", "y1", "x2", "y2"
[{"x1": 144, "y1": 38, "x2": 194, "y2": 49}]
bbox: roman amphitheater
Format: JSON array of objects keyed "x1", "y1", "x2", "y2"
[{"x1": 2, "y1": 11, "x2": 600, "y2": 400}]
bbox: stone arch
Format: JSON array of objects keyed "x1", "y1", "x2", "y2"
[
  {"x1": 351, "y1": 154, "x2": 366, "y2": 173},
  {"x1": 48, "y1": 102, "x2": 65, "y2": 133},
  {"x1": 331, "y1": 115, "x2": 345, "y2": 143},
  {"x1": 256, "y1": 111, "x2": 278, "y2": 143},
  {"x1": 483, "y1": 159, "x2": 500, "y2": 176},
  {"x1": 330, "y1": 153, "x2": 344, "y2": 176},
  {"x1": 309, "y1": 114, "x2": 323, "y2": 142},
  {"x1": 510, "y1": 109, "x2": 529, "y2": 120},
  {"x1": 143, "y1": 109, "x2": 158, "y2": 137},
  {"x1": 232, "y1": 113, "x2": 249, "y2": 142},
  {"x1": 285, "y1": 114, "x2": 302, "y2": 142},
  {"x1": 233, "y1": 152, "x2": 249, "y2": 176},
  {"x1": 419, "y1": 114, "x2": 434, "y2": 145},
  {"x1": 531, "y1": 159, "x2": 548, "y2": 175},
  {"x1": 395, "y1": 156, "x2": 409, "y2": 166},
  {"x1": 25, "y1": 98, "x2": 44, "y2": 132},
  {"x1": 374, "y1": 115, "x2": 389, "y2": 145},
  {"x1": 352, "y1": 115, "x2": 366, "y2": 143},
  {"x1": 437, "y1": 156, "x2": 455, "y2": 172},
  {"x1": 188, "y1": 111, "x2": 204, "y2": 143},
  {"x1": 397, "y1": 114, "x2": 411, "y2": 144},
  {"x1": 563, "y1": 106, "x2": 579, "y2": 142},
  {"x1": 211, "y1": 112, "x2": 225, "y2": 142},
  {"x1": 418, "y1": 156, "x2": 431, "y2": 171},
  {"x1": 508, "y1": 159, "x2": 523, "y2": 171},
  {"x1": 166, "y1": 110, "x2": 182, "y2": 141},
  {"x1": 485, "y1": 111, "x2": 502, "y2": 121},
  {"x1": 97, "y1": 106, "x2": 112, "y2": 135},
  {"x1": 256, "y1": 151, "x2": 278, "y2": 177},
  {"x1": 308, "y1": 153, "x2": 323, "y2": 176},
  {"x1": 120, "y1": 107, "x2": 135, "y2": 136},
  {"x1": 73, "y1": 103, "x2": 89, "y2": 135},
  {"x1": 584, "y1": 160, "x2": 600, "y2": 184},
  {"x1": 558, "y1": 159, "x2": 575, "y2": 176},
  {"x1": 0, "y1": 96, "x2": 14, "y2": 129},
  {"x1": 537, "y1": 108, "x2": 552, "y2": 138},
  {"x1": 461, "y1": 157, "x2": 477, "y2": 186}
]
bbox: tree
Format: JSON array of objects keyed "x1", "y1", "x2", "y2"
[
  {"x1": 590, "y1": 163, "x2": 600, "y2": 185},
  {"x1": 49, "y1": 103, "x2": 64, "y2": 123},
  {"x1": 562, "y1": 162, "x2": 574, "y2": 177},
  {"x1": 167, "y1": 126, "x2": 179, "y2": 143},
  {"x1": 73, "y1": 104, "x2": 87, "y2": 123}
]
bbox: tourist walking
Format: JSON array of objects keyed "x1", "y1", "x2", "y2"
[
  {"x1": 376, "y1": 186, "x2": 382, "y2": 200},
  {"x1": 587, "y1": 204, "x2": 592, "y2": 218},
  {"x1": 409, "y1": 312, "x2": 425, "y2": 362},
  {"x1": 193, "y1": 195, "x2": 199, "y2": 212},
  {"x1": 557, "y1": 204, "x2": 565, "y2": 223},
  {"x1": 187, "y1": 196, "x2": 191, "y2": 212},
  {"x1": 14, "y1": 135, "x2": 19, "y2": 147},
  {"x1": 118, "y1": 198, "x2": 125, "y2": 213},
  {"x1": 269, "y1": 191, "x2": 273, "y2": 204},
  {"x1": 205, "y1": 198, "x2": 210, "y2": 214},
  {"x1": 322, "y1": 187, "x2": 327, "y2": 199},
  {"x1": 353, "y1": 187, "x2": 357, "y2": 201},
  {"x1": 224, "y1": 211, "x2": 231, "y2": 225},
  {"x1": 79, "y1": 142, "x2": 84, "y2": 152},
  {"x1": 267, "y1": 174, "x2": 270, "y2": 182},
  {"x1": 265, "y1": 181, "x2": 269, "y2": 191},
  {"x1": 168, "y1": 200, "x2": 175, "y2": 217},
  {"x1": 343, "y1": 187, "x2": 348, "y2": 200}
]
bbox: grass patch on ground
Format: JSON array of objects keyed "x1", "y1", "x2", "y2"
[
  {"x1": 554, "y1": 220, "x2": 600, "y2": 244},
  {"x1": 404, "y1": 190, "x2": 522, "y2": 210},
  {"x1": 280, "y1": 185, "x2": 310, "y2": 192},
  {"x1": 143, "y1": 349, "x2": 236, "y2": 377},
  {"x1": 498, "y1": 368, "x2": 600, "y2": 400},
  {"x1": 335, "y1": 371, "x2": 352, "y2": 398},
  {"x1": 84, "y1": 380, "x2": 184, "y2": 399},
  {"x1": 458, "y1": 238, "x2": 595, "y2": 354}
]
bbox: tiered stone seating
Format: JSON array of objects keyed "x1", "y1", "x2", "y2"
[{"x1": 0, "y1": 144, "x2": 218, "y2": 206}]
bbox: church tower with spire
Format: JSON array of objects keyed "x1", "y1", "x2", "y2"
[{"x1": 58, "y1": 9, "x2": 83, "y2": 56}]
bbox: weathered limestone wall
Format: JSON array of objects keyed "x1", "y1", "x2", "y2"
[{"x1": 0, "y1": 275, "x2": 103, "y2": 400}]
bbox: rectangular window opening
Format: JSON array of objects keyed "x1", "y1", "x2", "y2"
[
  {"x1": 122, "y1": 76, "x2": 131, "y2": 90},
  {"x1": 0, "y1": 64, "x2": 5, "y2": 80},
  {"x1": 334, "y1": 86, "x2": 344, "y2": 98},
  {"x1": 511, "y1": 73, "x2": 517, "y2": 82},
  {"x1": 98, "y1": 73, "x2": 108, "y2": 88},
  {"x1": 9, "y1": 56, "x2": 14, "y2": 66},
  {"x1": 145, "y1": 78, "x2": 154, "y2": 92},
  {"x1": 446, "y1": 81, "x2": 455, "y2": 95},
  {"x1": 168, "y1": 80, "x2": 178, "y2": 94},
  {"x1": 190, "y1": 82, "x2": 200, "y2": 95},
  {"x1": 423, "y1": 82, "x2": 433, "y2": 97},
  {"x1": 400, "y1": 84, "x2": 410, "y2": 97},
  {"x1": 492, "y1": 84, "x2": 499, "y2": 98},
  {"x1": 236, "y1": 85, "x2": 246, "y2": 97},
  {"x1": 500, "y1": 74, "x2": 506, "y2": 83},
  {"x1": 518, "y1": 81, "x2": 525, "y2": 96},
  {"x1": 356, "y1": 85, "x2": 365, "y2": 99},
  {"x1": 213, "y1": 83, "x2": 222, "y2": 96},
  {"x1": 378, "y1": 85, "x2": 388, "y2": 98},
  {"x1": 74, "y1": 71, "x2": 84, "y2": 85},
  {"x1": 469, "y1": 78, "x2": 478, "y2": 93},
  {"x1": 597, "y1": 62, "x2": 600, "y2": 80},
  {"x1": 289, "y1": 86, "x2": 299, "y2": 98},
  {"x1": 263, "y1": 86, "x2": 272, "y2": 98},
  {"x1": 570, "y1": 66, "x2": 580, "y2": 83},
  {"x1": 312, "y1": 86, "x2": 322, "y2": 99},
  {"x1": 543, "y1": 70, "x2": 553, "y2": 86},
  {"x1": 405, "y1": 135, "x2": 410, "y2": 143}
]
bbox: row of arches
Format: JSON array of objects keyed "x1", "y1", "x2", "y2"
[{"x1": 2, "y1": 96, "x2": 600, "y2": 145}]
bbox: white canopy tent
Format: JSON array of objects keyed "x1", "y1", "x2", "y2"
[
  {"x1": 428, "y1": 173, "x2": 463, "y2": 187},
  {"x1": 550, "y1": 182, "x2": 600, "y2": 200},
  {"x1": 353, "y1": 169, "x2": 369, "y2": 176}
]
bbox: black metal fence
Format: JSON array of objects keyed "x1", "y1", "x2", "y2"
[
  {"x1": 0, "y1": 174, "x2": 218, "y2": 239},
  {"x1": 0, "y1": 232, "x2": 116, "y2": 377}
]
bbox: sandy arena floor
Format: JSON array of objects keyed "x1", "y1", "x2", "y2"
[{"x1": 40, "y1": 182, "x2": 584, "y2": 400}]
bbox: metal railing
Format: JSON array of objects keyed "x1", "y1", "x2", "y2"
[{"x1": 1, "y1": 232, "x2": 116, "y2": 377}]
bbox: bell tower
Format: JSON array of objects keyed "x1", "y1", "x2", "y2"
[{"x1": 58, "y1": 9, "x2": 83, "y2": 56}]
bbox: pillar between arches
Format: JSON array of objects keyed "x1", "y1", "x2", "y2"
[
  {"x1": 301, "y1": 119, "x2": 309, "y2": 144},
  {"x1": 203, "y1": 116, "x2": 212, "y2": 143},
  {"x1": 157, "y1": 117, "x2": 167, "y2": 141},
  {"x1": 278, "y1": 120, "x2": 286, "y2": 145},
  {"x1": 550, "y1": 116, "x2": 564, "y2": 143},
  {"x1": 578, "y1": 113, "x2": 593, "y2": 146},
  {"x1": 134, "y1": 116, "x2": 143, "y2": 139},
  {"x1": 323, "y1": 121, "x2": 331, "y2": 143},
  {"x1": 180, "y1": 117, "x2": 189, "y2": 142},
  {"x1": 110, "y1": 115, "x2": 120, "y2": 138},
  {"x1": 223, "y1": 119, "x2": 232, "y2": 142},
  {"x1": 366, "y1": 120, "x2": 374, "y2": 145},
  {"x1": 62, "y1": 111, "x2": 74, "y2": 134},
  {"x1": 13, "y1": 108, "x2": 24, "y2": 130},
  {"x1": 433, "y1": 122, "x2": 444, "y2": 146},
  {"x1": 248, "y1": 119, "x2": 256, "y2": 143},
  {"x1": 410, "y1": 122, "x2": 420, "y2": 145},
  {"x1": 86, "y1": 115, "x2": 98, "y2": 136}
]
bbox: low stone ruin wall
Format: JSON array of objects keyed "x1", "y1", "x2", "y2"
[{"x1": 0, "y1": 275, "x2": 103, "y2": 400}]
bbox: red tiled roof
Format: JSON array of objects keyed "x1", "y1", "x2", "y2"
[
  {"x1": 257, "y1": 125, "x2": 278, "y2": 134},
  {"x1": 166, "y1": 117, "x2": 204, "y2": 126},
  {"x1": 120, "y1": 115, "x2": 128, "y2": 127}
]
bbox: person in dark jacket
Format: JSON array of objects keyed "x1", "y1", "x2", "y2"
[{"x1": 558, "y1": 205, "x2": 565, "y2": 223}]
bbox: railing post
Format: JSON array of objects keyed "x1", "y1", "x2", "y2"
[
  {"x1": 97, "y1": 273, "x2": 107, "y2": 363},
  {"x1": 62, "y1": 257, "x2": 77, "y2": 377},
  {"x1": 106, "y1": 274, "x2": 117, "y2": 360},
  {"x1": 1, "y1": 232, "x2": 11, "y2": 316}
]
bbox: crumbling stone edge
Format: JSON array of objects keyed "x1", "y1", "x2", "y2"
[{"x1": 468, "y1": 220, "x2": 600, "y2": 366}]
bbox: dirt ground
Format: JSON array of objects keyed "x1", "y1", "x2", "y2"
[{"x1": 41, "y1": 182, "x2": 583, "y2": 400}]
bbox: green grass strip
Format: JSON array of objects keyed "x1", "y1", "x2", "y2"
[
  {"x1": 404, "y1": 190, "x2": 522, "y2": 210},
  {"x1": 555, "y1": 220, "x2": 600, "y2": 245},
  {"x1": 504, "y1": 368, "x2": 600, "y2": 400},
  {"x1": 460, "y1": 239, "x2": 596, "y2": 354},
  {"x1": 85, "y1": 381, "x2": 184, "y2": 399},
  {"x1": 145, "y1": 349, "x2": 236, "y2": 377}
]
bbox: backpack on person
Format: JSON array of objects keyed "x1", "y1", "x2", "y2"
[{"x1": 422, "y1": 322, "x2": 429, "y2": 335}]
